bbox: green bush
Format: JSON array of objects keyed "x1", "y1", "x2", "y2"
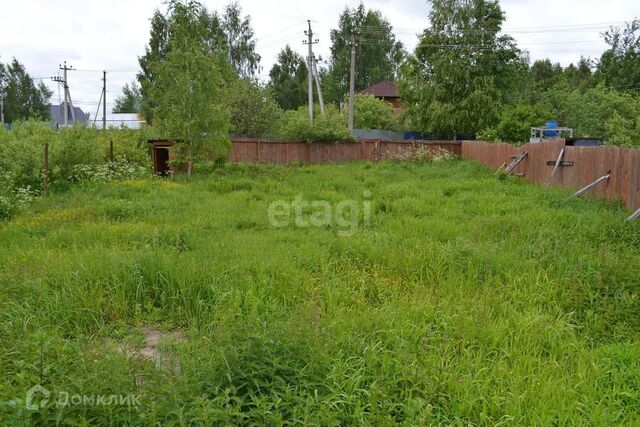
[
  {"x1": 272, "y1": 105, "x2": 351, "y2": 143},
  {"x1": 354, "y1": 94, "x2": 400, "y2": 130},
  {"x1": 0, "y1": 195, "x2": 13, "y2": 220},
  {"x1": 542, "y1": 83, "x2": 640, "y2": 146},
  {"x1": 480, "y1": 103, "x2": 550, "y2": 143},
  {"x1": 604, "y1": 111, "x2": 640, "y2": 147},
  {"x1": 476, "y1": 127, "x2": 500, "y2": 143},
  {"x1": 0, "y1": 120, "x2": 153, "y2": 219},
  {"x1": 0, "y1": 121, "x2": 53, "y2": 190},
  {"x1": 480, "y1": 84, "x2": 640, "y2": 147}
]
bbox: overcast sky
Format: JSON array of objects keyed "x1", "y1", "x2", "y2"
[{"x1": 1, "y1": 0, "x2": 638, "y2": 118}]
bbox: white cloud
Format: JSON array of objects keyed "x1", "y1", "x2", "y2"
[{"x1": 1, "y1": 0, "x2": 638, "y2": 116}]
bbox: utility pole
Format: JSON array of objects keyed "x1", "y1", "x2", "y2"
[
  {"x1": 51, "y1": 75, "x2": 67, "y2": 125},
  {"x1": 312, "y1": 57, "x2": 325, "y2": 115},
  {"x1": 348, "y1": 33, "x2": 357, "y2": 134},
  {"x1": 61, "y1": 61, "x2": 76, "y2": 124},
  {"x1": 52, "y1": 62, "x2": 75, "y2": 126},
  {"x1": 303, "y1": 20, "x2": 319, "y2": 125},
  {"x1": 102, "y1": 70, "x2": 107, "y2": 131}
]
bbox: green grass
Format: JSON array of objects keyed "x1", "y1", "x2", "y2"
[{"x1": 1, "y1": 160, "x2": 639, "y2": 425}]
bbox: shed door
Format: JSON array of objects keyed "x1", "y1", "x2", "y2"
[{"x1": 154, "y1": 147, "x2": 170, "y2": 176}]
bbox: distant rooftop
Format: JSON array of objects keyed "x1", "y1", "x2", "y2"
[
  {"x1": 358, "y1": 80, "x2": 399, "y2": 98},
  {"x1": 49, "y1": 103, "x2": 89, "y2": 126}
]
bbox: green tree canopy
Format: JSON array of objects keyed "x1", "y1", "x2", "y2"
[
  {"x1": 0, "y1": 58, "x2": 52, "y2": 123},
  {"x1": 529, "y1": 59, "x2": 565, "y2": 92},
  {"x1": 541, "y1": 83, "x2": 640, "y2": 143},
  {"x1": 399, "y1": 0, "x2": 523, "y2": 138},
  {"x1": 137, "y1": 0, "x2": 259, "y2": 121},
  {"x1": 113, "y1": 82, "x2": 142, "y2": 113},
  {"x1": 563, "y1": 57, "x2": 593, "y2": 91},
  {"x1": 596, "y1": 19, "x2": 640, "y2": 91},
  {"x1": 324, "y1": 3, "x2": 405, "y2": 103},
  {"x1": 222, "y1": 2, "x2": 261, "y2": 77},
  {"x1": 222, "y1": 79, "x2": 282, "y2": 137},
  {"x1": 268, "y1": 45, "x2": 308, "y2": 111}
]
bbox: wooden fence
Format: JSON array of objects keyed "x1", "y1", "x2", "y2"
[
  {"x1": 460, "y1": 139, "x2": 640, "y2": 211},
  {"x1": 228, "y1": 138, "x2": 639, "y2": 211},
  {"x1": 229, "y1": 138, "x2": 462, "y2": 164}
]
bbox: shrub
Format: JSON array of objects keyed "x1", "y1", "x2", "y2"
[
  {"x1": 604, "y1": 111, "x2": 640, "y2": 148},
  {"x1": 479, "y1": 104, "x2": 550, "y2": 144},
  {"x1": 69, "y1": 156, "x2": 151, "y2": 184},
  {"x1": 542, "y1": 83, "x2": 640, "y2": 145},
  {"x1": 476, "y1": 127, "x2": 500, "y2": 143},
  {"x1": 0, "y1": 195, "x2": 13, "y2": 220},
  {"x1": 272, "y1": 105, "x2": 351, "y2": 143},
  {"x1": 51, "y1": 126, "x2": 105, "y2": 182},
  {"x1": 354, "y1": 94, "x2": 400, "y2": 130},
  {"x1": 0, "y1": 120, "x2": 152, "y2": 219}
]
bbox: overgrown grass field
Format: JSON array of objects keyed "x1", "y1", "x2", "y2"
[{"x1": 1, "y1": 160, "x2": 639, "y2": 425}]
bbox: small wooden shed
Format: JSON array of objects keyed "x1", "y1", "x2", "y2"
[{"x1": 147, "y1": 139, "x2": 178, "y2": 176}]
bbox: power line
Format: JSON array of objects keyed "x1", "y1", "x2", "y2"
[
  {"x1": 257, "y1": 31, "x2": 305, "y2": 49},
  {"x1": 256, "y1": 20, "x2": 309, "y2": 42},
  {"x1": 71, "y1": 68, "x2": 137, "y2": 73}
]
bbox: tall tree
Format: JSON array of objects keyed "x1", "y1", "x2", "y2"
[
  {"x1": 268, "y1": 45, "x2": 308, "y2": 110},
  {"x1": 596, "y1": 19, "x2": 640, "y2": 90},
  {"x1": 150, "y1": 0, "x2": 234, "y2": 174},
  {"x1": 0, "y1": 58, "x2": 52, "y2": 123},
  {"x1": 113, "y1": 82, "x2": 142, "y2": 113},
  {"x1": 222, "y1": 2, "x2": 261, "y2": 77},
  {"x1": 137, "y1": 0, "x2": 259, "y2": 121},
  {"x1": 529, "y1": 59, "x2": 564, "y2": 92},
  {"x1": 138, "y1": 3, "x2": 225, "y2": 122},
  {"x1": 562, "y1": 57, "x2": 593, "y2": 91},
  {"x1": 324, "y1": 4, "x2": 405, "y2": 103},
  {"x1": 399, "y1": 0, "x2": 523, "y2": 138}
]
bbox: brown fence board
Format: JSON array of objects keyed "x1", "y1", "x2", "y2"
[{"x1": 230, "y1": 138, "x2": 462, "y2": 165}]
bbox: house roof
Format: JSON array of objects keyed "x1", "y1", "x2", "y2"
[
  {"x1": 358, "y1": 80, "x2": 399, "y2": 98},
  {"x1": 49, "y1": 103, "x2": 89, "y2": 126}
]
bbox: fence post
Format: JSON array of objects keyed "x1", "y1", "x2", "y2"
[
  {"x1": 109, "y1": 140, "x2": 114, "y2": 162},
  {"x1": 43, "y1": 143, "x2": 49, "y2": 197}
]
